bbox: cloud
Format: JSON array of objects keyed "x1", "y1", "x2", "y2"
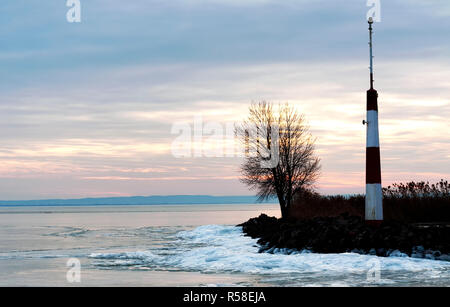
[
  {"x1": 0, "y1": 1, "x2": 449, "y2": 199},
  {"x1": 1, "y1": 57, "x2": 449, "y2": 199}
]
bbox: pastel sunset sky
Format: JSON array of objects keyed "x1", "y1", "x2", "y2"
[{"x1": 1, "y1": 0, "x2": 449, "y2": 200}]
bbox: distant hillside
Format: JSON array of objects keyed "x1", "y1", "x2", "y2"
[{"x1": 0, "y1": 195, "x2": 277, "y2": 207}]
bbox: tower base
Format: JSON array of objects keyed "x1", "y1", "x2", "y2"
[{"x1": 365, "y1": 220, "x2": 382, "y2": 227}]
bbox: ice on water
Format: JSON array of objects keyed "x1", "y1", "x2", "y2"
[{"x1": 90, "y1": 225, "x2": 450, "y2": 281}]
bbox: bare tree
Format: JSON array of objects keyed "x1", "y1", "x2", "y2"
[{"x1": 236, "y1": 102, "x2": 321, "y2": 219}]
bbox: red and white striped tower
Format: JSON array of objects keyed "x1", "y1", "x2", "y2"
[{"x1": 364, "y1": 17, "x2": 383, "y2": 223}]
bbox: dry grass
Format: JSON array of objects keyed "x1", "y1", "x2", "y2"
[{"x1": 289, "y1": 180, "x2": 450, "y2": 223}]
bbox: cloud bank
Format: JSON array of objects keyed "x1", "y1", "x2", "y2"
[{"x1": 0, "y1": 0, "x2": 449, "y2": 199}]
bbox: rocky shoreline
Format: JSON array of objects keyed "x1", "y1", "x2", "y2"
[{"x1": 238, "y1": 214, "x2": 450, "y2": 261}]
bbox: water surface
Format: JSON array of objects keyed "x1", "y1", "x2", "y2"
[{"x1": 0, "y1": 204, "x2": 449, "y2": 286}]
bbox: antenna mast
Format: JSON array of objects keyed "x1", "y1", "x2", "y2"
[{"x1": 368, "y1": 17, "x2": 374, "y2": 89}]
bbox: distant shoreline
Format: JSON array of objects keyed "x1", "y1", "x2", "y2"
[
  {"x1": 0, "y1": 195, "x2": 278, "y2": 207},
  {"x1": 0, "y1": 202, "x2": 279, "y2": 208}
]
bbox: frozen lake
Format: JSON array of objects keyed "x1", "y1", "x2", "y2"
[{"x1": 0, "y1": 204, "x2": 449, "y2": 286}]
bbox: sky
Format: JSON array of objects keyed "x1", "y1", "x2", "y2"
[{"x1": 0, "y1": 0, "x2": 449, "y2": 200}]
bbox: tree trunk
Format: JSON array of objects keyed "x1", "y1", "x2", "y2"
[{"x1": 278, "y1": 196, "x2": 288, "y2": 219}]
